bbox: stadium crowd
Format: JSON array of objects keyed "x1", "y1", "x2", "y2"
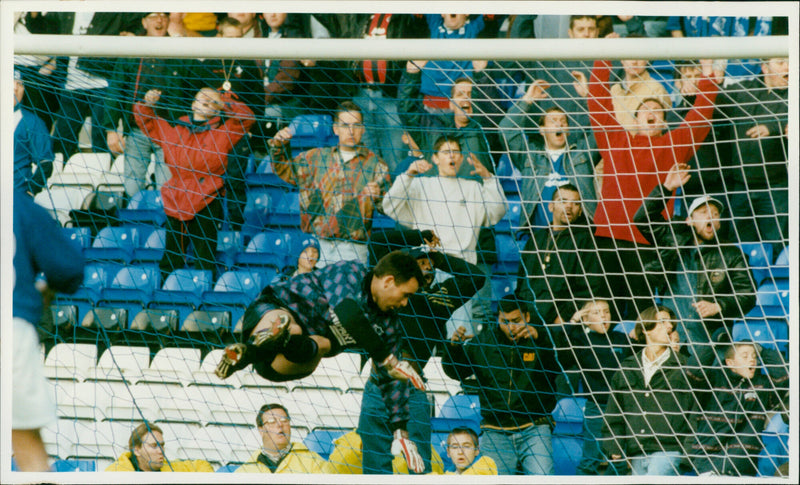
[{"x1": 12, "y1": 11, "x2": 790, "y2": 477}]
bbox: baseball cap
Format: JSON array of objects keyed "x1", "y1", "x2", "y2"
[{"x1": 687, "y1": 195, "x2": 724, "y2": 216}]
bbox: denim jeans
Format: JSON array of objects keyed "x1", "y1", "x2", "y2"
[
  {"x1": 357, "y1": 379, "x2": 433, "y2": 474},
  {"x1": 630, "y1": 451, "x2": 682, "y2": 476},
  {"x1": 576, "y1": 400, "x2": 605, "y2": 475},
  {"x1": 353, "y1": 87, "x2": 405, "y2": 174},
  {"x1": 123, "y1": 127, "x2": 169, "y2": 197},
  {"x1": 480, "y1": 424, "x2": 554, "y2": 475}
]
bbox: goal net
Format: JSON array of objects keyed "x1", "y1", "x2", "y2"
[{"x1": 7, "y1": 5, "x2": 795, "y2": 480}]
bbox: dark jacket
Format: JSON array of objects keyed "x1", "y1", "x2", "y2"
[
  {"x1": 602, "y1": 349, "x2": 694, "y2": 458},
  {"x1": 368, "y1": 229, "x2": 486, "y2": 373},
  {"x1": 498, "y1": 99, "x2": 599, "y2": 226},
  {"x1": 442, "y1": 323, "x2": 559, "y2": 430},
  {"x1": 516, "y1": 223, "x2": 605, "y2": 325},
  {"x1": 715, "y1": 78, "x2": 788, "y2": 190},
  {"x1": 634, "y1": 183, "x2": 756, "y2": 324},
  {"x1": 554, "y1": 324, "x2": 633, "y2": 407},
  {"x1": 103, "y1": 56, "x2": 191, "y2": 134},
  {"x1": 683, "y1": 344, "x2": 789, "y2": 476}
]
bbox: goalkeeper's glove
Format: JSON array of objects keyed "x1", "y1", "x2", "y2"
[
  {"x1": 391, "y1": 428, "x2": 424, "y2": 474},
  {"x1": 380, "y1": 354, "x2": 426, "y2": 391}
]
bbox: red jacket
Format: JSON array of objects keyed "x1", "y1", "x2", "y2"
[
  {"x1": 133, "y1": 96, "x2": 254, "y2": 221},
  {"x1": 588, "y1": 60, "x2": 718, "y2": 244}
]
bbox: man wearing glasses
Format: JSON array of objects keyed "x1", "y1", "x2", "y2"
[
  {"x1": 270, "y1": 101, "x2": 391, "y2": 266},
  {"x1": 236, "y1": 403, "x2": 334, "y2": 473}
]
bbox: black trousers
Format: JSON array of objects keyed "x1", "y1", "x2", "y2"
[
  {"x1": 159, "y1": 197, "x2": 222, "y2": 283},
  {"x1": 594, "y1": 236, "x2": 659, "y2": 320}
]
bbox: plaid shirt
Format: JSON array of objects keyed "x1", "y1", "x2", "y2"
[
  {"x1": 271, "y1": 144, "x2": 390, "y2": 242},
  {"x1": 260, "y1": 260, "x2": 411, "y2": 425}
]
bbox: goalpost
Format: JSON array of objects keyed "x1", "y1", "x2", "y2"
[{"x1": 4, "y1": 2, "x2": 797, "y2": 480}]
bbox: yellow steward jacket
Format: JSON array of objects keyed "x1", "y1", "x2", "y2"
[
  {"x1": 235, "y1": 443, "x2": 334, "y2": 474},
  {"x1": 105, "y1": 451, "x2": 213, "y2": 472},
  {"x1": 327, "y1": 430, "x2": 444, "y2": 474}
]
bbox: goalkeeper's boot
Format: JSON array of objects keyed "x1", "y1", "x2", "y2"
[
  {"x1": 215, "y1": 343, "x2": 250, "y2": 379},
  {"x1": 215, "y1": 312, "x2": 292, "y2": 379}
]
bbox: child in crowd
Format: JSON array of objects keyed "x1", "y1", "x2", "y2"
[
  {"x1": 281, "y1": 235, "x2": 320, "y2": 279},
  {"x1": 444, "y1": 427, "x2": 497, "y2": 475},
  {"x1": 555, "y1": 299, "x2": 632, "y2": 475},
  {"x1": 684, "y1": 339, "x2": 788, "y2": 476}
]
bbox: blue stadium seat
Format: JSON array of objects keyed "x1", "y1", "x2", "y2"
[
  {"x1": 371, "y1": 211, "x2": 397, "y2": 230},
  {"x1": 495, "y1": 195, "x2": 522, "y2": 233},
  {"x1": 241, "y1": 189, "x2": 272, "y2": 237},
  {"x1": 83, "y1": 226, "x2": 137, "y2": 263},
  {"x1": 51, "y1": 459, "x2": 97, "y2": 472},
  {"x1": 63, "y1": 226, "x2": 92, "y2": 251},
  {"x1": 180, "y1": 309, "x2": 232, "y2": 332},
  {"x1": 53, "y1": 263, "x2": 116, "y2": 325},
  {"x1": 492, "y1": 233, "x2": 521, "y2": 275},
  {"x1": 132, "y1": 227, "x2": 166, "y2": 264},
  {"x1": 236, "y1": 231, "x2": 292, "y2": 270},
  {"x1": 201, "y1": 271, "x2": 264, "y2": 328},
  {"x1": 613, "y1": 320, "x2": 636, "y2": 336},
  {"x1": 770, "y1": 246, "x2": 789, "y2": 280},
  {"x1": 148, "y1": 269, "x2": 213, "y2": 324},
  {"x1": 739, "y1": 242, "x2": 773, "y2": 286},
  {"x1": 216, "y1": 230, "x2": 243, "y2": 272},
  {"x1": 245, "y1": 156, "x2": 292, "y2": 189},
  {"x1": 288, "y1": 114, "x2": 337, "y2": 156},
  {"x1": 117, "y1": 189, "x2": 165, "y2": 226},
  {"x1": 732, "y1": 318, "x2": 788, "y2": 354},
  {"x1": 304, "y1": 429, "x2": 347, "y2": 460},
  {"x1": 216, "y1": 464, "x2": 240, "y2": 473},
  {"x1": 439, "y1": 394, "x2": 481, "y2": 426},
  {"x1": 97, "y1": 266, "x2": 160, "y2": 326},
  {"x1": 756, "y1": 281, "x2": 789, "y2": 316},
  {"x1": 552, "y1": 397, "x2": 587, "y2": 436},
  {"x1": 552, "y1": 434, "x2": 584, "y2": 475},
  {"x1": 758, "y1": 414, "x2": 789, "y2": 477},
  {"x1": 490, "y1": 276, "x2": 517, "y2": 310},
  {"x1": 267, "y1": 190, "x2": 301, "y2": 227},
  {"x1": 431, "y1": 431, "x2": 452, "y2": 472}
]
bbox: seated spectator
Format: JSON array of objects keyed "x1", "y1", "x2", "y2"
[
  {"x1": 499, "y1": 79, "x2": 599, "y2": 227},
  {"x1": 554, "y1": 299, "x2": 633, "y2": 475},
  {"x1": 328, "y1": 429, "x2": 444, "y2": 474},
  {"x1": 516, "y1": 184, "x2": 605, "y2": 325},
  {"x1": 281, "y1": 235, "x2": 320, "y2": 279},
  {"x1": 13, "y1": 70, "x2": 54, "y2": 197},
  {"x1": 419, "y1": 14, "x2": 486, "y2": 110},
  {"x1": 133, "y1": 87, "x2": 254, "y2": 283},
  {"x1": 13, "y1": 12, "x2": 59, "y2": 131},
  {"x1": 103, "y1": 11, "x2": 191, "y2": 199},
  {"x1": 443, "y1": 294, "x2": 559, "y2": 475},
  {"x1": 382, "y1": 135, "x2": 506, "y2": 336},
  {"x1": 106, "y1": 422, "x2": 213, "y2": 471},
  {"x1": 589, "y1": 56, "x2": 719, "y2": 316},
  {"x1": 684, "y1": 339, "x2": 789, "y2": 476},
  {"x1": 714, "y1": 57, "x2": 788, "y2": 249},
  {"x1": 634, "y1": 163, "x2": 755, "y2": 357},
  {"x1": 269, "y1": 101, "x2": 391, "y2": 266},
  {"x1": 443, "y1": 427, "x2": 498, "y2": 475},
  {"x1": 601, "y1": 306, "x2": 694, "y2": 476},
  {"x1": 236, "y1": 403, "x2": 334, "y2": 473}
]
